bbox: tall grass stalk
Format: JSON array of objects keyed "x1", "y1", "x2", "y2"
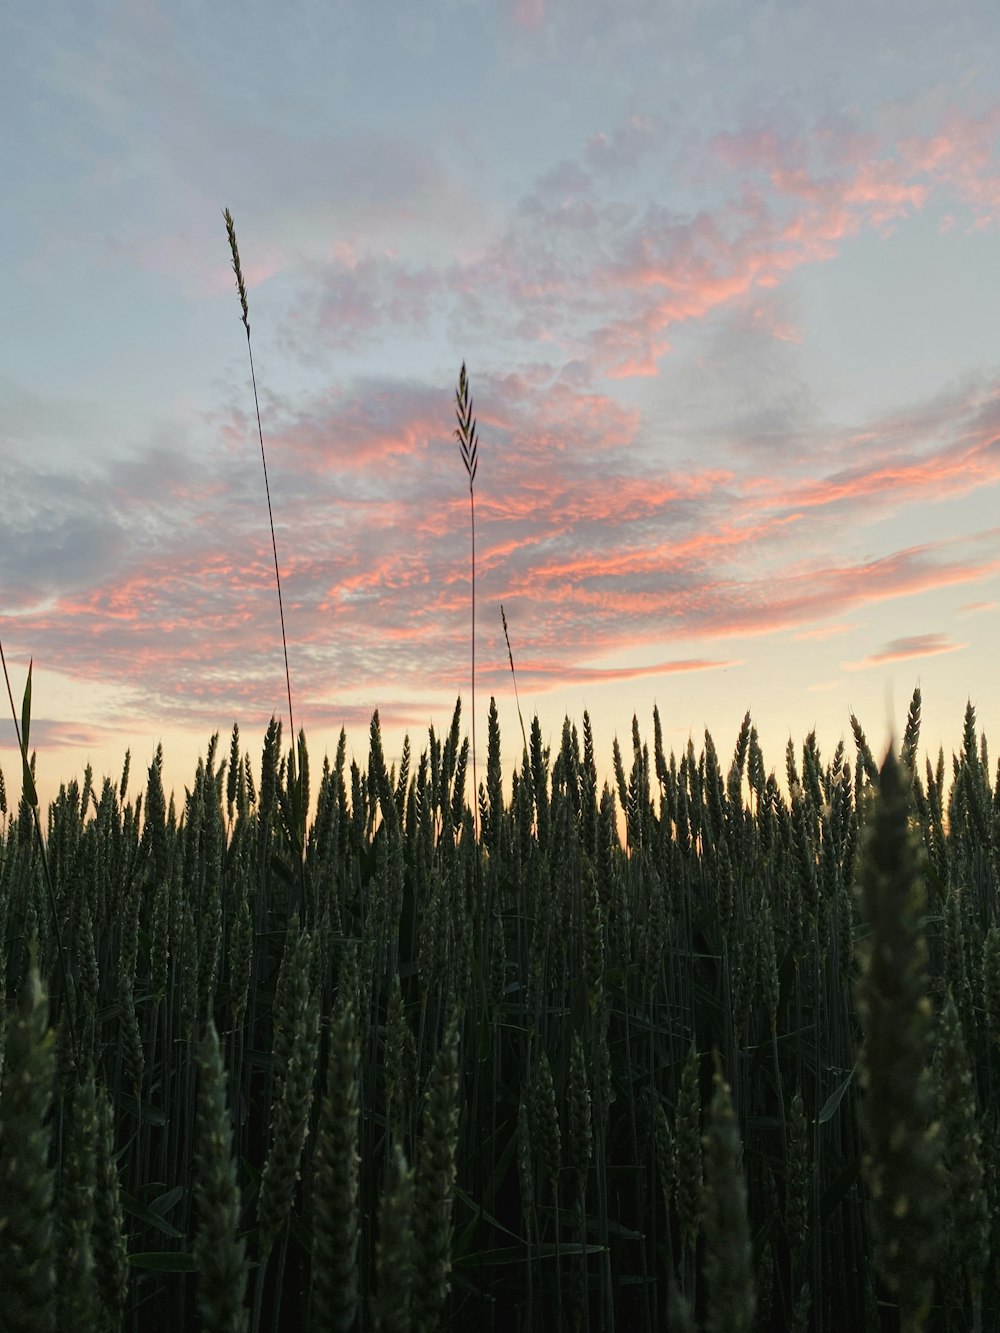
[
  {"x1": 454, "y1": 363, "x2": 479, "y2": 841},
  {"x1": 223, "y1": 210, "x2": 299, "y2": 826},
  {"x1": 501, "y1": 603, "x2": 530, "y2": 767},
  {"x1": 0, "y1": 648, "x2": 78, "y2": 1066}
]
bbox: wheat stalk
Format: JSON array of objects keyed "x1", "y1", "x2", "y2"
[
  {"x1": 855, "y1": 744, "x2": 941, "y2": 1332},
  {"x1": 311, "y1": 996, "x2": 361, "y2": 1333},
  {"x1": 674, "y1": 1043, "x2": 702, "y2": 1265},
  {"x1": 0, "y1": 650, "x2": 79, "y2": 1065},
  {"x1": 932, "y1": 988, "x2": 989, "y2": 1331},
  {"x1": 194, "y1": 1017, "x2": 249, "y2": 1333},
  {"x1": 93, "y1": 1081, "x2": 129, "y2": 1330},
  {"x1": 56, "y1": 1073, "x2": 99, "y2": 1328},
  {"x1": 701, "y1": 1059, "x2": 756, "y2": 1333},
  {"x1": 0, "y1": 961, "x2": 57, "y2": 1333},
  {"x1": 372, "y1": 1141, "x2": 415, "y2": 1333},
  {"x1": 412, "y1": 1015, "x2": 461, "y2": 1332},
  {"x1": 258, "y1": 991, "x2": 321, "y2": 1257},
  {"x1": 453, "y1": 363, "x2": 479, "y2": 841}
]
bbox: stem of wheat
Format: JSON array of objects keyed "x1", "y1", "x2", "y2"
[{"x1": 454, "y1": 363, "x2": 479, "y2": 841}]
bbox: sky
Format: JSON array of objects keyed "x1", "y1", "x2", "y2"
[{"x1": 3, "y1": 0, "x2": 1000, "y2": 818}]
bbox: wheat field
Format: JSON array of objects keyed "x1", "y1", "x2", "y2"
[{"x1": 1, "y1": 687, "x2": 998, "y2": 1332}]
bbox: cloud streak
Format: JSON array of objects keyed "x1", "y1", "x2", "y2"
[
  {"x1": 844, "y1": 634, "x2": 967, "y2": 671},
  {"x1": 3, "y1": 353, "x2": 999, "y2": 738}
]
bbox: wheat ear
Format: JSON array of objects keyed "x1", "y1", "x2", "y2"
[
  {"x1": 0, "y1": 961, "x2": 57, "y2": 1333},
  {"x1": 56, "y1": 1073, "x2": 99, "y2": 1328},
  {"x1": 372, "y1": 1141, "x2": 416, "y2": 1333},
  {"x1": 701, "y1": 1058, "x2": 756, "y2": 1333},
  {"x1": 311, "y1": 996, "x2": 361, "y2": 1332},
  {"x1": 454, "y1": 363, "x2": 479, "y2": 841},
  {"x1": 412, "y1": 1016, "x2": 461, "y2": 1331},
  {"x1": 93, "y1": 1081, "x2": 129, "y2": 1329},
  {"x1": 194, "y1": 1017, "x2": 248, "y2": 1333}
]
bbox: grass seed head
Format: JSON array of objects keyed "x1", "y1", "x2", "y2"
[{"x1": 223, "y1": 208, "x2": 250, "y2": 332}]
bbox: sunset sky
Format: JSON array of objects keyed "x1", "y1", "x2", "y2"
[{"x1": 4, "y1": 0, "x2": 1000, "y2": 817}]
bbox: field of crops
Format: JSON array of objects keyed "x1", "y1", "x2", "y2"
[{"x1": 1, "y1": 686, "x2": 998, "y2": 1332}]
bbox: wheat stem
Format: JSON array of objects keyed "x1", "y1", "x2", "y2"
[{"x1": 454, "y1": 363, "x2": 479, "y2": 842}]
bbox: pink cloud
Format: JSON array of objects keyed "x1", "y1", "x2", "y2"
[
  {"x1": 511, "y1": 0, "x2": 545, "y2": 30},
  {"x1": 270, "y1": 102, "x2": 999, "y2": 385},
  {"x1": 771, "y1": 410, "x2": 1000, "y2": 515},
  {"x1": 843, "y1": 634, "x2": 966, "y2": 671},
  {"x1": 570, "y1": 137, "x2": 932, "y2": 376},
  {"x1": 749, "y1": 302, "x2": 803, "y2": 344},
  {"x1": 7, "y1": 352, "x2": 999, "y2": 739},
  {"x1": 711, "y1": 128, "x2": 798, "y2": 174},
  {"x1": 899, "y1": 107, "x2": 1000, "y2": 226},
  {"x1": 7, "y1": 447, "x2": 998, "y2": 737},
  {"x1": 584, "y1": 115, "x2": 663, "y2": 174},
  {"x1": 476, "y1": 655, "x2": 741, "y2": 691},
  {"x1": 793, "y1": 623, "x2": 857, "y2": 642}
]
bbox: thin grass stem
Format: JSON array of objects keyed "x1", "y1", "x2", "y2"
[
  {"x1": 501, "y1": 604, "x2": 530, "y2": 767},
  {"x1": 223, "y1": 209, "x2": 297, "y2": 800}
]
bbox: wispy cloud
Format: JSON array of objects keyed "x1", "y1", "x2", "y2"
[
  {"x1": 793, "y1": 623, "x2": 858, "y2": 642},
  {"x1": 476, "y1": 655, "x2": 741, "y2": 691},
  {"x1": 259, "y1": 100, "x2": 1000, "y2": 386},
  {"x1": 4, "y1": 354, "x2": 998, "y2": 735},
  {"x1": 843, "y1": 633, "x2": 967, "y2": 671},
  {"x1": 4, "y1": 719, "x2": 110, "y2": 751}
]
